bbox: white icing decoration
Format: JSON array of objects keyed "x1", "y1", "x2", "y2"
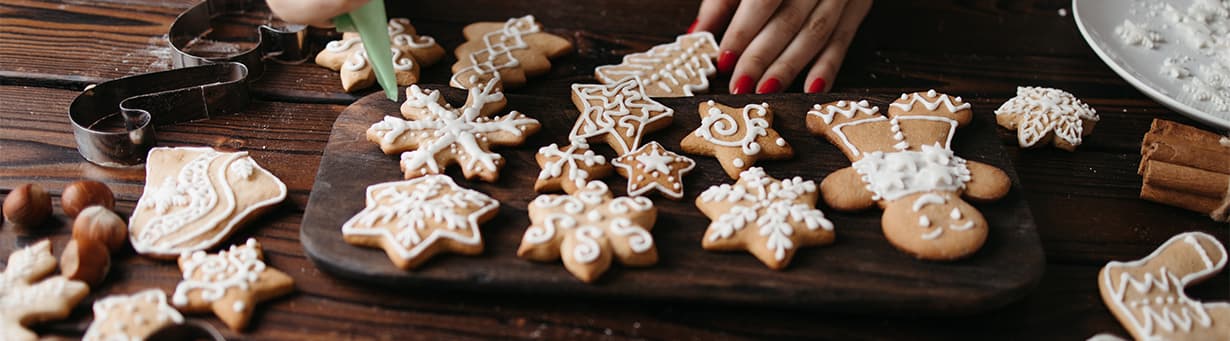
[
  {"x1": 807, "y1": 100, "x2": 879, "y2": 124},
  {"x1": 341, "y1": 175, "x2": 498, "y2": 261},
  {"x1": 522, "y1": 181, "x2": 655, "y2": 264},
  {"x1": 699, "y1": 167, "x2": 834, "y2": 261},
  {"x1": 172, "y1": 238, "x2": 265, "y2": 307},
  {"x1": 388, "y1": 18, "x2": 436, "y2": 49},
  {"x1": 84, "y1": 290, "x2": 185, "y2": 341},
  {"x1": 536, "y1": 140, "x2": 606, "y2": 188},
  {"x1": 911, "y1": 193, "x2": 947, "y2": 212},
  {"x1": 994, "y1": 86, "x2": 1099, "y2": 148},
  {"x1": 695, "y1": 102, "x2": 770, "y2": 156},
  {"x1": 450, "y1": 15, "x2": 541, "y2": 87},
  {"x1": 595, "y1": 32, "x2": 720, "y2": 97},
  {"x1": 731, "y1": 158, "x2": 744, "y2": 168},
  {"x1": 918, "y1": 215, "x2": 930, "y2": 227},
  {"x1": 949, "y1": 220, "x2": 975, "y2": 231},
  {"x1": 232, "y1": 301, "x2": 245, "y2": 312},
  {"x1": 889, "y1": 89, "x2": 971, "y2": 113},
  {"x1": 610, "y1": 141, "x2": 695, "y2": 198},
  {"x1": 950, "y1": 208, "x2": 962, "y2": 220},
  {"x1": 851, "y1": 144, "x2": 972, "y2": 201},
  {"x1": 1101, "y1": 232, "x2": 1228, "y2": 339},
  {"x1": 920, "y1": 226, "x2": 944, "y2": 240},
  {"x1": 828, "y1": 113, "x2": 959, "y2": 157},
  {"x1": 569, "y1": 78, "x2": 674, "y2": 155}
]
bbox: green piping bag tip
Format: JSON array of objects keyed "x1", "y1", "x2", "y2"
[{"x1": 334, "y1": 0, "x2": 397, "y2": 101}]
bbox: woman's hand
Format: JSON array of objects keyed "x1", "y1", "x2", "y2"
[
  {"x1": 692, "y1": 0, "x2": 873, "y2": 94},
  {"x1": 267, "y1": 0, "x2": 370, "y2": 27}
]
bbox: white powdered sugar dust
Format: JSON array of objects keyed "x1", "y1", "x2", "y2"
[{"x1": 1117, "y1": 0, "x2": 1230, "y2": 115}]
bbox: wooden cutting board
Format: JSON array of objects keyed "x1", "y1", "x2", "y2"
[{"x1": 300, "y1": 86, "x2": 1044, "y2": 314}]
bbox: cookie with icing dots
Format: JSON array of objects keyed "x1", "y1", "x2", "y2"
[
  {"x1": 681, "y1": 100, "x2": 793, "y2": 179},
  {"x1": 612, "y1": 141, "x2": 696, "y2": 200},
  {"x1": 595, "y1": 32, "x2": 719, "y2": 97},
  {"x1": 994, "y1": 86, "x2": 1099, "y2": 151},
  {"x1": 171, "y1": 238, "x2": 294, "y2": 331},
  {"x1": 315, "y1": 18, "x2": 445, "y2": 92},
  {"x1": 569, "y1": 78, "x2": 674, "y2": 155},
  {"x1": 534, "y1": 139, "x2": 613, "y2": 194},
  {"x1": 451, "y1": 15, "x2": 572, "y2": 90},
  {"x1": 83, "y1": 289, "x2": 184, "y2": 341}
]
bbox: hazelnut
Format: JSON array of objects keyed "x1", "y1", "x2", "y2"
[
  {"x1": 4, "y1": 183, "x2": 52, "y2": 229},
  {"x1": 60, "y1": 239, "x2": 111, "y2": 287},
  {"x1": 61, "y1": 180, "x2": 115, "y2": 218},
  {"x1": 73, "y1": 206, "x2": 128, "y2": 252}
]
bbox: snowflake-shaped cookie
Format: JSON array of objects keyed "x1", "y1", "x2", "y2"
[
  {"x1": 570, "y1": 78, "x2": 674, "y2": 155},
  {"x1": 343, "y1": 175, "x2": 500, "y2": 269},
  {"x1": 83, "y1": 289, "x2": 184, "y2": 341},
  {"x1": 367, "y1": 77, "x2": 541, "y2": 182},
  {"x1": 994, "y1": 86, "x2": 1098, "y2": 151},
  {"x1": 681, "y1": 101, "x2": 793, "y2": 179},
  {"x1": 171, "y1": 238, "x2": 294, "y2": 331},
  {"x1": 535, "y1": 139, "x2": 613, "y2": 194},
  {"x1": 612, "y1": 141, "x2": 695, "y2": 199},
  {"x1": 0, "y1": 240, "x2": 90, "y2": 341},
  {"x1": 315, "y1": 18, "x2": 445, "y2": 92},
  {"x1": 518, "y1": 181, "x2": 658, "y2": 283},
  {"x1": 695, "y1": 167, "x2": 835, "y2": 270}
]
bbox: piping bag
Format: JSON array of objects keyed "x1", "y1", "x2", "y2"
[{"x1": 334, "y1": 0, "x2": 398, "y2": 101}]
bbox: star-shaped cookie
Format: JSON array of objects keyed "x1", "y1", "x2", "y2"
[
  {"x1": 342, "y1": 175, "x2": 500, "y2": 269},
  {"x1": 0, "y1": 240, "x2": 90, "y2": 341},
  {"x1": 612, "y1": 141, "x2": 695, "y2": 199},
  {"x1": 171, "y1": 238, "x2": 293, "y2": 331},
  {"x1": 569, "y1": 78, "x2": 674, "y2": 155},
  {"x1": 84, "y1": 289, "x2": 184, "y2": 341},
  {"x1": 535, "y1": 139, "x2": 613, "y2": 194},
  {"x1": 681, "y1": 101, "x2": 793, "y2": 179},
  {"x1": 315, "y1": 18, "x2": 445, "y2": 92}
]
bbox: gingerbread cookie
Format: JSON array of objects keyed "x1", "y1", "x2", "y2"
[
  {"x1": 535, "y1": 139, "x2": 613, "y2": 194},
  {"x1": 518, "y1": 181, "x2": 657, "y2": 283},
  {"x1": 316, "y1": 18, "x2": 445, "y2": 92},
  {"x1": 1099, "y1": 231, "x2": 1229, "y2": 341},
  {"x1": 570, "y1": 78, "x2": 674, "y2": 155},
  {"x1": 342, "y1": 175, "x2": 499, "y2": 270},
  {"x1": 681, "y1": 101, "x2": 793, "y2": 179},
  {"x1": 451, "y1": 15, "x2": 572, "y2": 90},
  {"x1": 611, "y1": 141, "x2": 695, "y2": 200},
  {"x1": 696, "y1": 167, "x2": 835, "y2": 269},
  {"x1": 994, "y1": 86, "x2": 1099, "y2": 151},
  {"x1": 807, "y1": 92, "x2": 1011, "y2": 261},
  {"x1": 129, "y1": 147, "x2": 287, "y2": 259},
  {"x1": 367, "y1": 78, "x2": 541, "y2": 182},
  {"x1": 595, "y1": 32, "x2": 720, "y2": 97},
  {"x1": 83, "y1": 289, "x2": 184, "y2": 341},
  {"x1": 172, "y1": 238, "x2": 294, "y2": 331},
  {"x1": 0, "y1": 240, "x2": 90, "y2": 341}
]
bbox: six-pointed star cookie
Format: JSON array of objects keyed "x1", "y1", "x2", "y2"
[
  {"x1": 315, "y1": 18, "x2": 445, "y2": 92},
  {"x1": 171, "y1": 238, "x2": 294, "y2": 331},
  {"x1": 569, "y1": 78, "x2": 674, "y2": 155},
  {"x1": 518, "y1": 181, "x2": 658, "y2": 283},
  {"x1": 695, "y1": 167, "x2": 835, "y2": 270},
  {"x1": 535, "y1": 139, "x2": 613, "y2": 194},
  {"x1": 84, "y1": 289, "x2": 184, "y2": 341},
  {"x1": 0, "y1": 240, "x2": 90, "y2": 341},
  {"x1": 681, "y1": 100, "x2": 793, "y2": 179},
  {"x1": 343, "y1": 175, "x2": 500, "y2": 269},
  {"x1": 612, "y1": 141, "x2": 695, "y2": 199},
  {"x1": 994, "y1": 86, "x2": 1099, "y2": 151}
]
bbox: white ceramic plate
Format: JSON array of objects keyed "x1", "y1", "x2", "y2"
[{"x1": 1073, "y1": 0, "x2": 1230, "y2": 130}]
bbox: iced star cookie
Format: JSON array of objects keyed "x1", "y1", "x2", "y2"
[
  {"x1": 807, "y1": 93, "x2": 1011, "y2": 261},
  {"x1": 535, "y1": 140, "x2": 613, "y2": 194},
  {"x1": 0, "y1": 240, "x2": 90, "y2": 341},
  {"x1": 342, "y1": 175, "x2": 499, "y2": 269},
  {"x1": 367, "y1": 77, "x2": 541, "y2": 182},
  {"x1": 994, "y1": 86, "x2": 1099, "y2": 151},
  {"x1": 83, "y1": 289, "x2": 184, "y2": 341},
  {"x1": 595, "y1": 32, "x2": 719, "y2": 97},
  {"x1": 570, "y1": 78, "x2": 674, "y2": 155},
  {"x1": 129, "y1": 147, "x2": 287, "y2": 259},
  {"x1": 451, "y1": 15, "x2": 572, "y2": 90},
  {"x1": 1099, "y1": 232, "x2": 1229, "y2": 341},
  {"x1": 517, "y1": 181, "x2": 658, "y2": 283},
  {"x1": 172, "y1": 238, "x2": 294, "y2": 331},
  {"x1": 316, "y1": 18, "x2": 445, "y2": 92},
  {"x1": 611, "y1": 141, "x2": 695, "y2": 200},
  {"x1": 696, "y1": 167, "x2": 835, "y2": 270},
  {"x1": 681, "y1": 101, "x2": 793, "y2": 179}
]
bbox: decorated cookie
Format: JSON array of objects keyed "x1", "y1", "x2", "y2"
[
  {"x1": 83, "y1": 289, "x2": 184, "y2": 341},
  {"x1": 0, "y1": 240, "x2": 90, "y2": 341},
  {"x1": 451, "y1": 15, "x2": 572, "y2": 90},
  {"x1": 695, "y1": 167, "x2": 835, "y2": 270},
  {"x1": 570, "y1": 78, "x2": 674, "y2": 155},
  {"x1": 517, "y1": 181, "x2": 658, "y2": 283},
  {"x1": 129, "y1": 147, "x2": 287, "y2": 259},
  {"x1": 172, "y1": 238, "x2": 294, "y2": 331},
  {"x1": 367, "y1": 77, "x2": 541, "y2": 182},
  {"x1": 807, "y1": 92, "x2": 1011, "y2": 261},
  {"x1": 342, "y1": 175, "x2": 499, "y2": 269},
  {"x1": 316, "y1": 18, "x2": 445, "y2": 92},
  {"x1": 595, "y1": 32, "x2": 720, "y2": 97},
  {"x1": 994, "y1": 86, "x2": 1099, "y2": 151},
  {"x1": 611, "y1": 141, "x2": 695, "y2": 200},
  {"x1": 535, "y1": 139, "x2": 613, "y2": 194},
  {"x1": 1099, "y1": 231, "x2": 1229, "y2": 341},
  {"x1": 681, "y1": 101, "x2": 793, "y2": 179}
]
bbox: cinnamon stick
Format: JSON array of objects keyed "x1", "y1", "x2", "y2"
[
  {"x1": 1140, "y1": 141, "x2": 1230, "y2": 175},
  {"x1": 1140, "y1": 183, "x2": 1221, "y2": 214},
  {"x1": 1141, "y1": 160, "x2": 1230, "y2": 198},
  {"x1": 1140, "y1": 119, "x2": 1229, "y2": 153}
]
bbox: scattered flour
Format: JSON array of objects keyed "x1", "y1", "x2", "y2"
[{"x1": 1117, "y1": 0, "x2": 1230, "y2": 113}]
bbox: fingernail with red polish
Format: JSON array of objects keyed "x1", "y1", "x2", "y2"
[
  {"x1": 686, "y1": 20, "x2": 699, "y2": 33},
  {"x1": 757, "y1": 78, "x2": 782, "y2": 94},
  {"x1": 806, "y1": 78, "x2": 828, "y2": 94},
  {"x1": 717, "y1": 51, "x2": 737, "y2": 75},
  {"x1": 732, "y1": 75, "x2": 754, "y2": 95}
]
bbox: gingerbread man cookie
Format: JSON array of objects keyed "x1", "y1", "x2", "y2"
[
  {"x1": 807, "y1": 92, "x2": 1011, "y2": 261},
  {"x1": 0, "y1": 240, "x2": 90, "y2": 341},
  {"x1": 994, "y1": 86, "x2": 1099, "y2": 151},
  {"x1": 695, "y1": 167, "x2": 835, "y2": 269},
  {"x1": 83, "y1": 289, "x2": 184, "y2": 341},
  {"x1": 342, "y1": 175, "x2": 499, "y2": 270},
  {"x1": 451, "y1": 15, "x2": 572, "y2": 90},
  {"x1": 681, "y1": 101, "x2": 793, "y2": 179},
  {"x1": 367, "y1": 77, "x2": 541, "y2": 182},
  {"x1": 172, "y1": 238, "x2": 294, "y2": 331},
  {"x1": 1099, "y1": 231, "x2": 1229, "y2": 341},
  {"x1": 129, "y1": 147, "x2": 287, "y2": 259},
  {"x1": 612, "y1": 141, "x2": 695, "y2": 200},
  {"x1": 316, "y1": 18, "x2": 445, "y2": 92},
  {"x1": 570, "y1": 78, "x2": 674, "y2": 155},
  {"x1": 517, "y1": 181, "x2": 658, "y2": 283},
  {"x1": 595, "y1": 32, "x2": 720, "y2": 97},
  {"x1": 535, "y1": 139, "x2": 613, "y2": 194}
]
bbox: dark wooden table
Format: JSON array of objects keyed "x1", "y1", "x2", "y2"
[{"x1": 1, "y1": 0, "x2": 1227, "y2": 339}]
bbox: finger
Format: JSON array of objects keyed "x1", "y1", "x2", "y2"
[
  {"x1": 692, "y1": 0, "x2": 739, "y2": 33},
  {"x1": 267, "y1": 0, "x2": 369, "y2": 26},
  {"x1": 804, "y1": 0, "x2": 872, "y2": 93},
  {"x1": 757, "y1": 0, "x2": 848, "y2": 93},
  {"x1": 717, "y1": 0, "x2": 784, "y2": 75},
  {"x1": 729, "y1": 0, "x2": 820, "y2": 94}
]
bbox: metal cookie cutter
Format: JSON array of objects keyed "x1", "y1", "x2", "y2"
[{"x1": 69, "y1": 0, "x2": 308, "y2": 167}]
